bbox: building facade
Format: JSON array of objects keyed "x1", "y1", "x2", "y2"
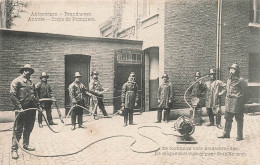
[
  {"x1": 0, "y1": 29, "x2": 143, "y2": 111},
  {"x1": 100, "y1": 0, "x2": 260, "y2": 109},
  {"x1": 100, "y1": 0, "x2": 165, "y2": 111}
]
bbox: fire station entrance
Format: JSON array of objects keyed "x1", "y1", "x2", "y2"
[
  {"x1": 114, "y1": 49, "x2": 145, "y2": 113},
  {"x1": 65, "y1": 55, "x2": 91, "y2": 114}
]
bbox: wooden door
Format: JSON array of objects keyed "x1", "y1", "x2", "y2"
[{"x1": 65, "y1": 55, "x2": 90, "y2": 113}]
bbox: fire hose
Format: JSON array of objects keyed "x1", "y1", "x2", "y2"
[
  {"x1": 12, "y1": 107, "x2": 183, "y2": 157},
  {"x1": 173, "y1": 75, "x2": 209, "y2": 136},
  {"x1": 5, "y1": 78, "x2": 211, "y2": 157},
  {"x1": 183, "y1": 75, "x2": 209, "y2": 109}
]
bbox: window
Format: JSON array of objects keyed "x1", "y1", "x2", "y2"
[
  {"x1": 249, "y1": 53, "x2": 260, "y2": 83},
  {"x1": 116, "y1": 51, "x2": 142, "y2": 64},
  {"x1": 250, "y1": 0, "x2": 260, "y2": 24}
]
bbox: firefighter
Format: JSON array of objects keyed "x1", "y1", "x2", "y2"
[
  {"x1": 121, "y1": 72, "x2": 139, "y2": 127},
  {"x1": 204, "y1": 69, "x2": 226, "y2": 129},
  {"x1": 218, "y1": 63, "x2": 249, "y2": 141},
  {"x1": 155, "y1": 73, "x2": 174, "y2": 123},
  {"x1": 68, "y1": 72, "x2": 93, "y2": 130},
  {"x1": 89, "y1": 71, "x2": 109, "y2": 119},
  {"x1": 10, "y1": 64, "x2": 40, "y2": 159},
  {"x1": 188, "y1": 71, "x2": 205, "y2": 125},
  {"x1": 188, "y1": 71, "x2": 205, "y2": 107},
  {"x1": 36, "y1": 72, "x2": 57, "y2": 128}
]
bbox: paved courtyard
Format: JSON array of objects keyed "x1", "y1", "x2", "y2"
[{"x1": 0, "y1": 111, "x2": 260, "y2": 165}]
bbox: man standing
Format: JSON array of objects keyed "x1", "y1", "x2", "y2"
[
  {"x1": 68, "y1": 72, "x2": 92, "y2": 130},
  {"x1": 155, "y1": 73, "x2": 173, "y2": 123},
  {"x1": 218, "y1": 63, "x2": 248, "y2": 141},
  {"x1": 188, "y1": 71, "x2": 205, "y2": 107},
  {"x1": 89, "y1": 71, "x2": 108, "y2": 119},
  {"x1": 121, "y1": 72, "x2": 139, "y2": 126},
  {"x1": 188, "y1": 72, "x2": 205, "y2": 125},
  {"x1": 204, "y1": 69, "x2": 226, "y2": 128},
  {"x1": 10, "y1": 64, "x2": 40, "y2": 159},
  {"x1": 36, "y1": 72, "x2": 57, "y2": 128}
]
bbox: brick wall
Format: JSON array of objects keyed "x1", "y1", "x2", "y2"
[
  {"x1": 165, "y1": 0, "x2": 251, "y2": 108},
  {"x1": 0, "y1": 30, "x2": 142, "y2": 110},
  {"x1": 220, "y1": 0, "x2": 251, "y2": 80}
]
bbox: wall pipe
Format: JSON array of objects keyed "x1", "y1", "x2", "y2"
[{"x1": 216, "y1": 0, "x2": 223, "y2": 80}]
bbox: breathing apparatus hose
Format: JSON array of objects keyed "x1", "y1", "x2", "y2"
[{"x1": 183, "y1": 75, "x2": 209, "y2": 108}]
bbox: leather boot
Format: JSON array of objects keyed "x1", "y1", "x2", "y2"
[
  {"x1": 78, "y1": 115, "x2": 84, "y2": 128},
  {"x1": 123, "y1": 111, "x2": 128, "y2": 127},
  {"x1": 23, "y1": 145, "x2": 35, "y2": 151},
  {"x1": 49, "y1": 121, "x2": 58, "y2": 125},
  {"x1": 11, "y1": 149, "x2": 19, "y2": 159},
  {"x1": 157, "y1": 110, "x2": 162, "y2": 123},
  {"x1": 218, "y1": 120, "x2": 232, "y2": 138},
  {"x1": 38, "y1": 111, "x2": 42, "y2": 127},
  {"x1": 129, "y1": 110, "x2": 134, "y2": 125},
  {"x1": 209, "y1": 113, "x2": 214, "y2": 125},
  {"x1": 216, "y1": 113, "x2": 222, "y2": 129},
  {"x1": 236, "y1": 120, "x2": 243, "y2": 141},
  {"x1": 71, "y1": 125, "x2": 76, "y2": 130},
  {"x1": 71, "y1": 114, "x2": 76, "y2": 127}
]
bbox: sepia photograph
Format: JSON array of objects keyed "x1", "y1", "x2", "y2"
[{"x1": 0, "y1": 0, "x2": 260, "y2": 164}]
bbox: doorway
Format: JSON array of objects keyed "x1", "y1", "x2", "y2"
[
  {"x1": 114, "y1": 49, "x2": 145, "y2": 112},
  {"x1": 145, "y1": 47, "x2": 159, "y2": 110},
  {"x1": 65, "y1": 55, "x2": 91, "y2": 113}
]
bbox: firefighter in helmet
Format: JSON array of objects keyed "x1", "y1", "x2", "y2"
[
  {"x1": 68, "y1": 72, "x2": 93, "y2": 130},
  {"x1": 121, "y1": 72, "x2": 139, "y2": 127},
  {"x1": 218, "y1": 63, "x2": 249, "y2": 141},
  {"x1": 155, "y1": 73, "x2": 174, "y2": 123},
  {"x1": 204, "y1": 69, "x2": 226, "y2": 129}
]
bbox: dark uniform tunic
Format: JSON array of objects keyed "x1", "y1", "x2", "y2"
[
  {"x1": 188, "y1": 80, "x2": 204, "y2": 108},
  {"x1": 121, "y1": 81, "x2": 139, "y2": 124},
  {"x1": 223, "y1": 76, "x2": 248, "y2": 138},
  {"x1": 157, "y1": 82, "x2": 173, "y2": 109},
  {"x1": 89, "y1": 79, "x2": 108, "y2": 116},
  {"x1": 204, "y1": 79, "x2": 226, "y2": 125},
  {"x1": 10, "y1": 75, "x2": 39, "y2": 150},
  {"x1": 157, "y1": 81, "x2": 173, "y2": 122},
  {"x1": 68, "y1": 81, "x2": 89, "y2": 125},
  {"x1": 36, "y1": 81, "x2": 53, "y2": 123}
]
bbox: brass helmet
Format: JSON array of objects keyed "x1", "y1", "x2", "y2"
[
  {"x1": 91, "y1": 70, "x2": 99, "y2": 76},
  {"x1": 129, "y1": 72, "x2": 136, "y2": 77},
  {"x1": 228, "y1": 62, "x2": 239, "y2": 70},
  {"x1": 40, "y1": 72, "x2": 49, "y2": 79},
  {"x1": 161, "y1": 73, "x2": 169, "y2": 79},
  {"x1": 74, "y1": 72, "x2": 82, "y2": 78},
  {"x1": 20, "y1": 63, "x2": 34, "y2": 74},
  {"x1": 208, "y1": 69, "x2": 217, "y2": 75},
  {"x1": 195, "y1": 71, "x2": 201, "y2": 77}
]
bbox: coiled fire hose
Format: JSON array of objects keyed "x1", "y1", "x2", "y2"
[
  {"x1": 12, "y1": 107, "x2": 182, "y2": 157},
  {"x1": 7, "y1": 79, "x2": 211, "y2": 157}
]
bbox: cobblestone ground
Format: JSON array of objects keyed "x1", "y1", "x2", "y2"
[{"x1": 0, "y1": 111, "x2": 260, "y2": 165}]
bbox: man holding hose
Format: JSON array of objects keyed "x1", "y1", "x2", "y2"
[
  {"x1": 68, "y1": 72, "x2": 93, "y2": 130},
  {"x1": 10, "y1": 64, "x2": 40, "y2": 159}
]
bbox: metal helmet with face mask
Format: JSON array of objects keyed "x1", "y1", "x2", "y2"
[{"x1": 128, "y1": 72, "x2": 136, "y2": 82}]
